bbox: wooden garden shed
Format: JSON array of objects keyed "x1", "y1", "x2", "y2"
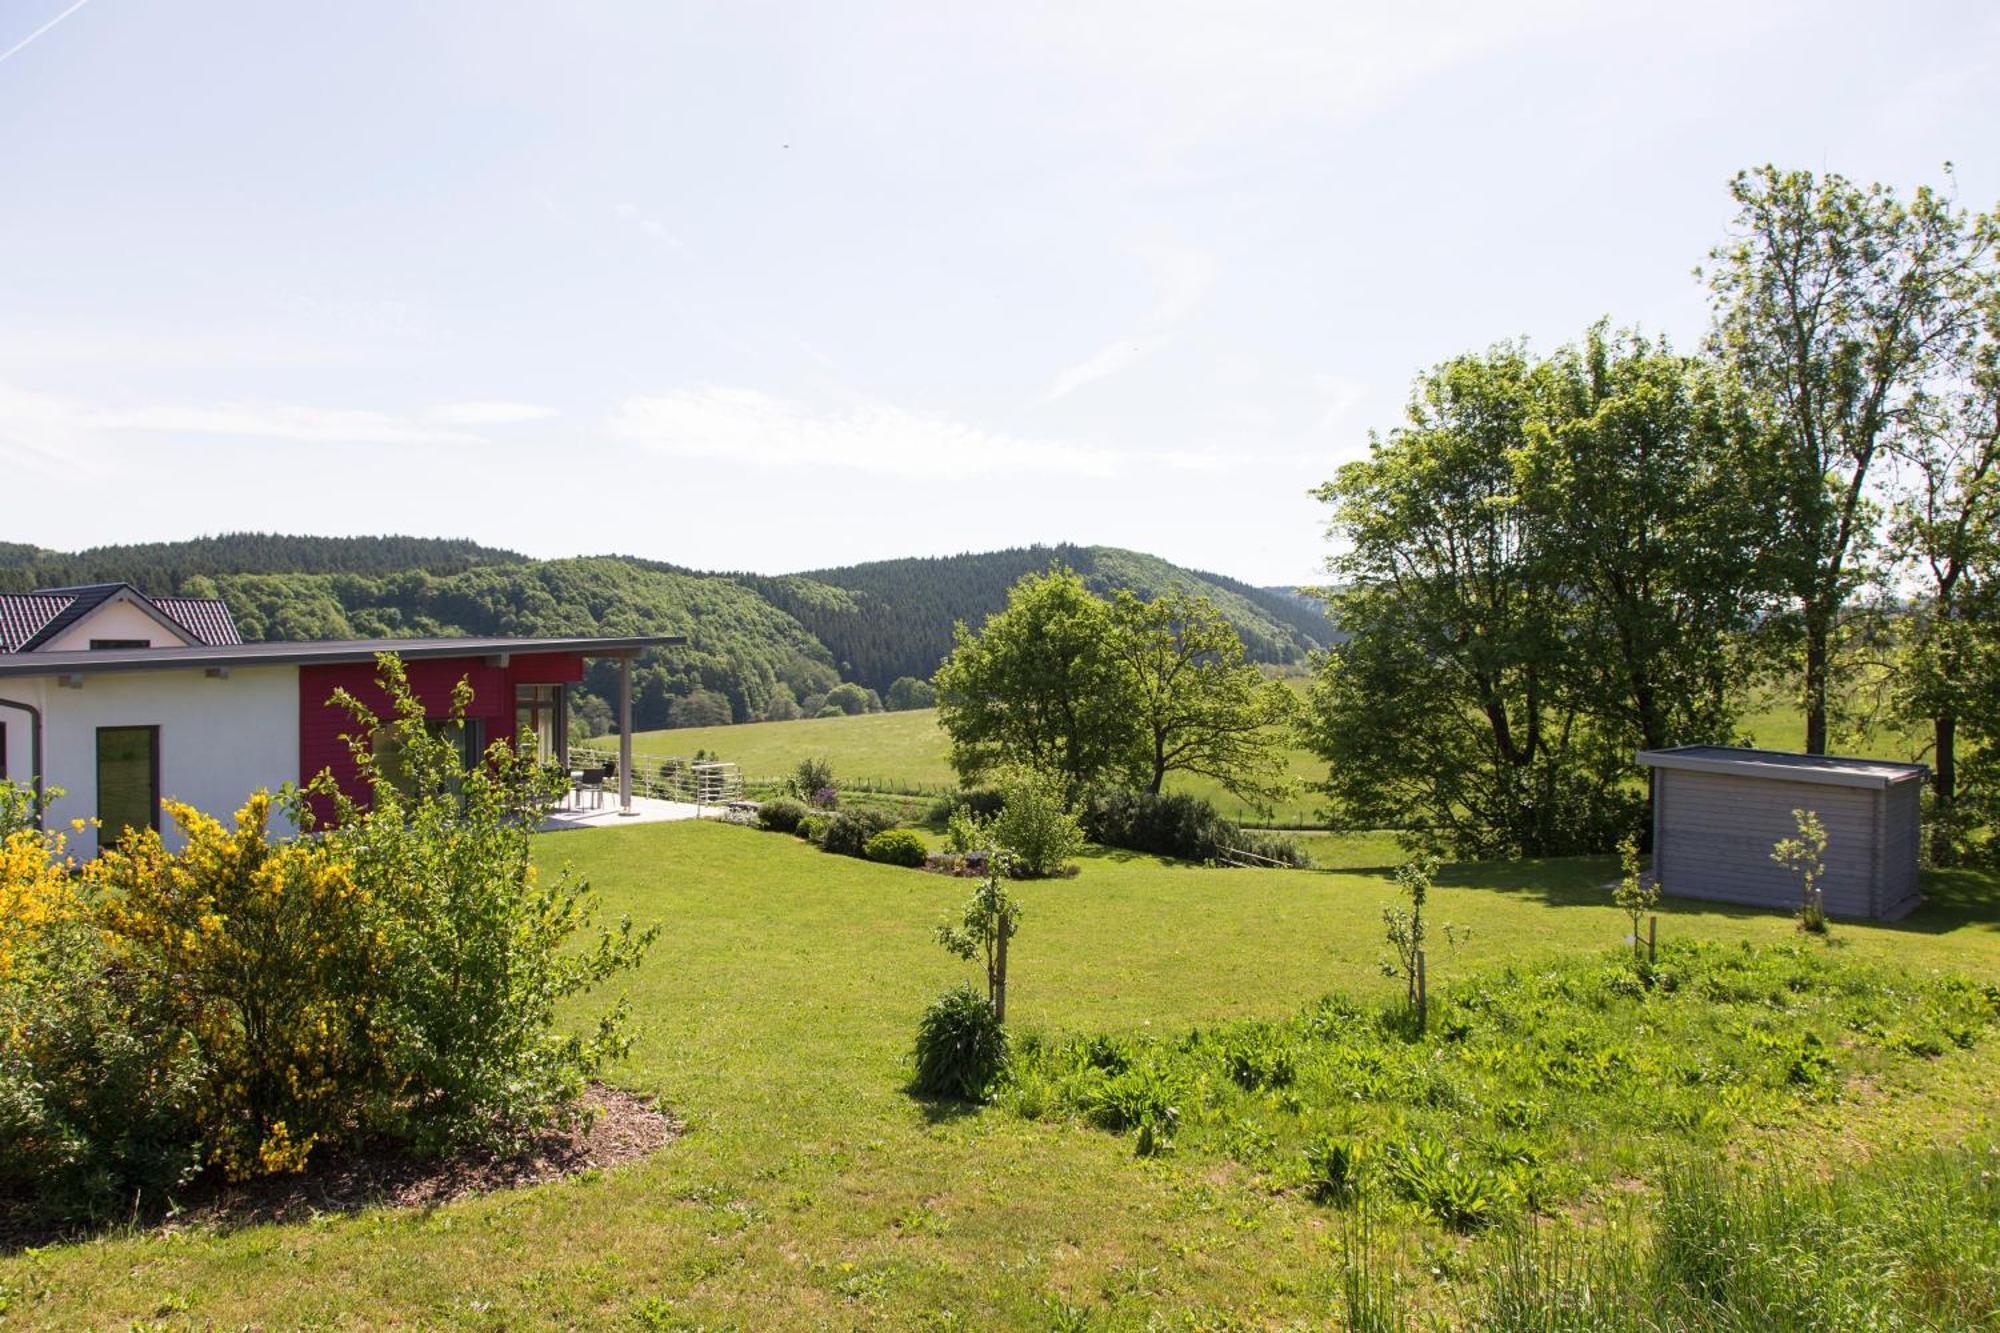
[{"x1": 1636, "y1": 746, "x2": 1928, "y2": 921}]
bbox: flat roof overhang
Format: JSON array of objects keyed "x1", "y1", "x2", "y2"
[
  {"x1": 0, "y1": 634, "x2": 685, "y2": 681},
  {"x1": 1636, "y1": 744, "x2": 1928, "y2": 790}
]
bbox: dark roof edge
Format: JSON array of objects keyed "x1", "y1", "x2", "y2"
[
  {"x1": 1635, "y1": 744, "x2": 1928, "y2": 790},
  {"x1": 0, "y1": 634, "x2": 685, "y2": 680}
]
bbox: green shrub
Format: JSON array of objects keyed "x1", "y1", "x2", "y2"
[
  {"x1": 1079, "y1": 789, "x2": 1307, "y2": 866},
  {"x1": 0, "y1": 655, "x2": 661, "y2": 1224},
  {"x1": 821, "y1": 808, "x2": 900, "y2": 858},
  {"x1": 756, "y1": 798, "x2": 808, "y2": 833},
  {"x1": 929, "y1": 788, "x2": 1005, "y2": 826},
  {"x1": 910, "y1": 984, "x2": 1008, "y2": 1101},
  {"x1": 1080, "y1": 789, "x2": 1235, "y2": 860},
  {"x1": 991, "y1": 769, "x2": 1085, "y2": 878},
  {"x1": 863, "y1": 828, "x2": 928, "y2": 868},
  {"x1": 0, "y1": 835, "x2": 205, "y2": 1223},
  {"x1": 790, "y1": 756, "x2": 835, "y2": 803},
  {"x1": 1233, "y1": 828, "x2": 1310, "y2": 867},
  {"x1": 795, "y1": 813, "x2": 830, "y2": 844}
]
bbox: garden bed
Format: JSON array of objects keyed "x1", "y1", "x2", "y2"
[{"x1": 0, "y1": 1084, "x2": 677, "y2": 1251}]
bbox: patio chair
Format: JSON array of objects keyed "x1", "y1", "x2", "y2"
[{"x1": 574, "y1": 766, "x2": 608, "y2": 809}]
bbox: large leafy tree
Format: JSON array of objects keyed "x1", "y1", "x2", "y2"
[
  {"x1": 1106, "y1": 589, "x2": 1297, "y2": 808},
  {"x1": 1306, "y1": 332, "x2": 1782, "y2": 858},
  {"x1": 1888, "y1": 289, "x2": 2000, "y2": 864},
  {"x1": 1306, "y1": 345, "x2": 1640, "y2": 858},
  {"x1": 1706, "y1": 166, "x2": 1992, "y2": 753},
  {"x1": 932, "y1": 567, "x2": 1139, "y2": 796},
  {"x1": 1518, "y1": 325, "x2": 1782, "y2": 753}
]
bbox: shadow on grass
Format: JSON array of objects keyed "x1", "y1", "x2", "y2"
[
  {"x1": 905, "y1": 1090, "x2": 987, "y2": 1126},
  {"x1": 1876, "y1": 867, "x2": 2000, "y2": 936}
]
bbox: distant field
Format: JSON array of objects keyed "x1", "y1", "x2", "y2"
[
  {"x1": 586, "y1": 680, "x2": 1936, "y2": 831},
  {"x1": 583, "y1": 708, "x2": 1329, "y2": 825}
]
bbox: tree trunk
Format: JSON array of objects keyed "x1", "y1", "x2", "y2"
[
  {"x1": 1932, "y1": 712, "x2": 1957, "y2": 867},
  {"x1": 992, "y1": 914, "x2": 1008, "y2": 1024},
  {"x1": 1148, "y1": 734, "x2": 1166, "y2": 795},
  {"x1": 1803, "y1": 615, "x2": 1830, "y2": 755}
]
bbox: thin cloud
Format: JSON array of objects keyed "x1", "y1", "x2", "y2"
[
  {"x1": 615, "y1": 202, "x2": 686, "y2": 250},
  {"x1": 1039, "y1": 242, "x2": 1218, "y2": 403},
  {"x1": 0, "y1": 0, "x2": 95, "y2": 68},
  {"x1": 0, "y1": 380, "x2": 498, "y2": 452},
  {"x1": 613, "y1": 387, "x2": 1122, "y2": 479},
  {"x1": 427, "y1": 400, "x2": 558, "y2": 426}
]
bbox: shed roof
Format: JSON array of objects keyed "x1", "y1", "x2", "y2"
[{"x1": 1636, "y1": 745, "x2": 1928, "y2": 790}]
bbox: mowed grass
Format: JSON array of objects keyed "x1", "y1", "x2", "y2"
[
  {"x1": 9, "y1": 822, "x2": 1997, "y2": 1328},
  {"x1": 596, "y1": 708, "x2": 1330, "y2": 825}
]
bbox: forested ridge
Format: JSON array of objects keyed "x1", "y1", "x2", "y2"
[
  {"x1": 744, "y1": 544, "x2": 1337, "y2": 689},
  {"x1": 0, "y1": 534, "x2": 1332, "y2": 731}
]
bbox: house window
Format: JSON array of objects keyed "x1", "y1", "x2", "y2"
[
  {"x1": 375, "y1": 717, "x2": 485, "y2": 786},
  {"x1": 96, "y1": 725, "x2": 160, "y2": 847},
  {"x1": 515, "y1": 684, "x2": 566, "y2": 765},
  {"x1": 89, "y1": 638, "x2": 150, "y2": 650}
]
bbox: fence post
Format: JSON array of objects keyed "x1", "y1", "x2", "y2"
[{"x1": 1647, "y1": 915, "x2": 1657, "y2": 965}]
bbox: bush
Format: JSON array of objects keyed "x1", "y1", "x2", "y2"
[
  {"x1": 929, "y1": 787, "x2": 1005, "y2": 826},
  {"x1": 991, "y1": 769, "x2": 1085, "y2": 878},
  {"x1": 791, "y1": 756, "x2": 835, "y2": 801},
  {"x1": 0, "y1": 815, "x2": 204, "y2": 1221},
  {"x1": 1080, "y1": 789, "x2": 1305, "y2": 867},
  {"x1": 821, "y1": 808, "x2": 901, "y2": 858},
  {"x1": 1080, "y1": 789, "x2": 1234, "y2": 861},
  {"x1": 1, "y1": 654, "x2": 661, "y2": 1226},
  {"x1": 1234, "y1": 828, "x2": 1310, "y2": 867},
  {"x1": 796, "y1": 813, "x2": 831, "y2": 844},
  {"x1": 911, "y1": 984, "x2": 1008, "y2": 1101},
  {"x1": 864, "y1": 829, "x2": 929, "y2": 867},
  {"x1": 756, "y1": 798, "x2": 808, "y2": 833},
  {"x1": 885, "y1": 676, "x2": 937, "y2": 711}
]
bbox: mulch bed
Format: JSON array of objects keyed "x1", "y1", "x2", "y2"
[{"x1": 1, "y1": 1084, "x2": 678, "y2": 1251}]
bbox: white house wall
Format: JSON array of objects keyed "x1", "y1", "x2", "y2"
[
  {"x1": 37, "y1": 598, "x2": 192, "y2": 652},
  {"x1": 0, "y1": 665, "x2": 300, "y2": 858}
]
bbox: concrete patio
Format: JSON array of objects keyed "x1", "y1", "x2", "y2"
[{"x1": 539, "y1": 794, "x2": 724, "y2": 832}]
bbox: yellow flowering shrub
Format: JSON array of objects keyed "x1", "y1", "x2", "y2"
[
  {"x1": 93, "y1": 793, "x2": 385, "y2": 1181},
  {"x1": 0, "y1": 792, "x2": 205, "y2": 1220},
  {"x1": 0, "y1": 824, "x2": 80, "y2": 983},
  {"x1": 3, "y1": 655, "x2": 656, "y2": 1226}
]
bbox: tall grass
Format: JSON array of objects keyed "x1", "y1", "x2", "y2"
[{"x1": 1455, "y1": 1142, "x2": 2000, "y2": 1331}]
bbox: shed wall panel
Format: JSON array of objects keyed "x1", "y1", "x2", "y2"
[{"x1": 1656, "y1": 770, "x2": 1879, "y2": 916}]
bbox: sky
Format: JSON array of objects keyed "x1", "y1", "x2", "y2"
[{"x1": 1, "y1": 1, "x2": 1996, "y2": 587}]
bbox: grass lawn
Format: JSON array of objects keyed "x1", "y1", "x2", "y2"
[
  {"x1": 588, "y1": 708, "x2": 1330, "y2": 826},
  {"x1": 9, "y1": 823, "x2": 1997, "y2": 1327}
]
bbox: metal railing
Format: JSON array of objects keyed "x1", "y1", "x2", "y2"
[{"x1": 566, "y1": 746, "x2": 745, "y2": 806}]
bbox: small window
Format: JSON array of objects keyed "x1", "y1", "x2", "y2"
[
  {"x1": 0, "y1": 719, "x2": 8, "y2": 782},
  {"x1": 96, "y1": 725, "x2": 159, "y2": 847},
  {"x1": 89, "y1": 638, "x2": 150, "y2": 651}
]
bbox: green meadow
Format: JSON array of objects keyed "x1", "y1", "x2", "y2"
[
  {"x1": 587, "y1": 683, "x2": 1931, "y2": 832},
  {"x1": 10, "y1": 820, "x2": 1996, "y2": 1328}
]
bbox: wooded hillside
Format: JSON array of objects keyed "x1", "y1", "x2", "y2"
[{"x1": 0, "y1": 535, "x2": 1333, "y2": 731}]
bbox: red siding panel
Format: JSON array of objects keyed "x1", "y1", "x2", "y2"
[{"x1": 298, "y1": 650, "x2": 586, "y2": 819}]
